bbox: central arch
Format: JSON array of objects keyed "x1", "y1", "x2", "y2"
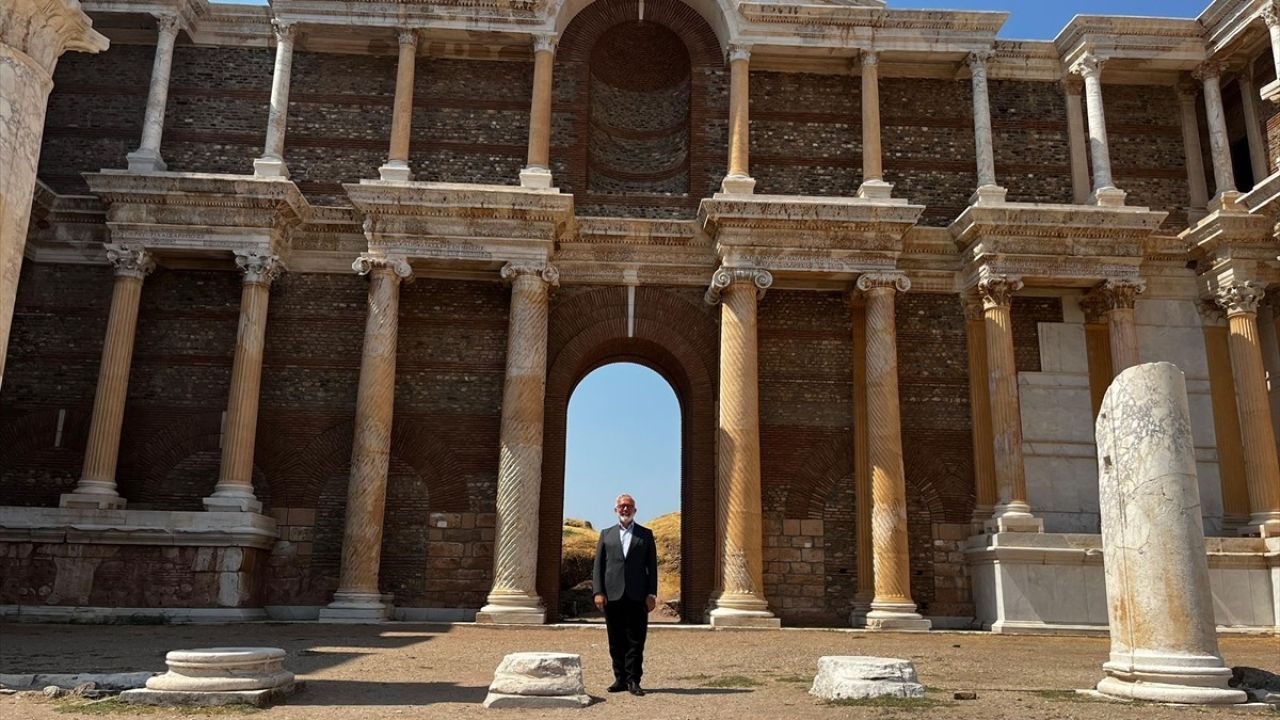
[{"x1": 537, "y1": 285, "x2": 720, "y2": 622}]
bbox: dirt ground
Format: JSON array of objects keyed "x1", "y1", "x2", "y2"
[{"x1": 1, "y1": 622, "x2": 1276, "y2": 719}]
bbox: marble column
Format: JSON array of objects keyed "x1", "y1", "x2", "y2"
[
  {"x1": 722, "y1": 45, "x2": 755, "y2": 194},
  {"x1": 963, "y1": 295, "x2": 996, "y2": 523},
  {"x1": 380, "y1": 29, "x2": 419, "y2": 182},
  {"x1": 321, "y1": 255, "x2": 413, "y2": 621},
  {"x1": 0, "y1": 0, "x2": 108, "y2": 389},
  {"x1": 967, "y1": 51, "x2": 1006, "y2": 204},
  {"x1": 1177, "y1": 80, "x2": 1210, "y2": 220},
  {"x1": 978, "y1": 274, "x2": 1042, "y2": 533},
  {"x1": 849, "y1": 294, "x2": 873, "y2": 624},
  {"x1": 1238, "y1": 71, "x2": 1270, "y2": 184},
  {"x1": 1215, "y1": 282, "x2": 1280, "y2": 537},
  {"x1": 1197, "y1": 61, "x2": 1239, "y2": 210},
  {"x1": 478, "y1": 262, "x2": 559, "y2": 624},
  {"x1": 1264, "y1": 5, "x2": 1280, "y2": 91},
  {"x1": 705, "y1": 267, "x2": 778, "y2": 627},
  {"x1": 205, "y1": 252, "x2": 283, "y2": 513},
  {"x1": 253, "y1": 21, "x2": 296, "y2": 178},
  {"x1": 1070, "y1": 54, "x2": 1126, "y2": 206},
  {"x1": 857, "y1": 272, "x2": 929, "y2": 631},
  {"x1": 858, "y1": 51, "x2": 893, "y2": 200},
  {"x1": 1063, "y1": 77, "x2": 1092, "y2": 205},
  {"x1": 1094, "y1": 279, "x2": 1145, "y2": 376},
  {"x1": 126, "y1": 14, "x2": 181, "y2": 172},
  {"x1": 60, "y1": 246, "x2": 155, "y2": 509},
  {"x1": 520, "y1": 34, "x2": 556, "y2": 189}
]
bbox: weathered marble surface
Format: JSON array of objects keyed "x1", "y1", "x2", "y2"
[
  {"x1": 483, "y1": 652, "x2": 589, "y2": 709},
  {"x1": 809, "y1": 656, "x2": 925, "y2": 701}
]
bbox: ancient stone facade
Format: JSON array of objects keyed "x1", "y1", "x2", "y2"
[{"x1": 1, "y1": 0, "x2": 1278, "y2": 630}]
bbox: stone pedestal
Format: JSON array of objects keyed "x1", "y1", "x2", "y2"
[
  {"x1": 483, "y1": 652, "x2": 589, "y2": 709},
  {"x1": 121, "y1": 647, "x2": 297, "y2": 708},
  {"x1": 1095, "y1": 362, "x2": 1246, "y2": 705},
  {"x1": 810, "y1": 657, "x2": 925, "y2": 701}
]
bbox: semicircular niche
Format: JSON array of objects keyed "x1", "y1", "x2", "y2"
[{"x1": 588, "y1": 21, "x2": 691, "y2": 196}]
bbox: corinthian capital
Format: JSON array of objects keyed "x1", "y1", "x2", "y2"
[
  {"x1": 727, "y1": 44, "x2": 751, "y2": 64},
  {"x1": 153, "y1": 13, "x2": 182, "y2": 35},
  {"x1": 105, "y1": 244, "x2": 156, "y2": 280},
  {"x1": 705, "y1": 266, "x2": 773, "y2": 305},
  {"x1": 1263, "y1": 2, "x2": 1280, "y2": 29},
  {"x1": 967, "y1": 50, "x2": 993, "y2": 79},
  {"x1": 397, "y1": 28, "x2": 420, "y2": 48},
  {"x1": 352, "y1": 254, "x2": 413, "y2": 280},
  {"x1": 236, "y1": 251, "x2": 284, "y2": 285},
  {"x1": 533, "y1": 33, "x2": 557, "y2": 55},
  {"x1": 1094, "y1": 278, "x2": 1146, "y2": 311},
  {"x1": 856, "y1": 272, "x2": 911, "y2": 294},
  {"x1": 270, "y1": 19, "x2": 297, "y2": 44},
  {"x1": 976, "y1": 274, "x2": 1023, "y2": 311},
  {"x1": 501, "y1": 261, "x2": 559, "y2": 287},
  {"x1": 1069, "y1": 54, "x2": 1105, "y2": 81},
  {"x1": 1192, "y1": 59, "x2": 1223, "y2": 82},
  {"x1": 1214, "y1": 281, "x2": 1265, "y2": 317}
]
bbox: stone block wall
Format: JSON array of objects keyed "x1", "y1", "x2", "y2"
[
  {"x1": 1102, "y1": 84, "x2": 1189, "y2": 230},
  {"x1": 750, "y1": 71, "x2": 862, "y2": 198},
  {"x1": 990, "y1": 80, "x2": 1073, "y2": 205}
]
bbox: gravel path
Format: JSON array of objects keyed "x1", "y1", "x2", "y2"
[{"x1": 1, "y1": 622, "x2": 1276, "y2": 719}]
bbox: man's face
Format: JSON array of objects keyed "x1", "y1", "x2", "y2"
[{"x1": 615, "y1": 497, "x2": 635, "y2": 524}]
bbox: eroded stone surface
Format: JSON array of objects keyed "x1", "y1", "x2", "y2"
[
  {"x1": 483, "y1": 652, "x2": 588, "y2": 708},
  {"x1": 809, "y1": 656, "x2": 925, "y2": 701},
  {"x1": 145, "y1": 647, "x2": 294, "y2": 693}
]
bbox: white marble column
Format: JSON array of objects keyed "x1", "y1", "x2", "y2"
[
  {"x1": 1070, "y1": 54, "x2": 1126, "y2": 206},
  {"x1": 1264, "y1": 5, "x2": 1280, "y2": 88},
  {"x1": 1177, "y1": 80, "x2": 1210, "y2": 220},
  {"x1": 722, "y1": 45, "x2": 755, "y2": 195},
  {"x1": 1063, "y1": 76, "x2": 1092, "y2": 205},
  {"x1": 1238, "y1": 70, "x2": 1270, "y2": 184},
  {"x1": 520, "y1": 34, "x2": 556, "y2": 189},
  {"x1": 858, "y1": 50, "x2": 893, "y2": 200},
  {"x1": 967, "y1": 51, "x2": 1006, "y2": 204},
  {"x1": 0, "y1": 0, "x2": 108, "y2": 390},
  {"x1": 253, "y1": 20, "x2": 296, "y2": 178},
  {"x1": 127, "y1": 14, "x2": 181, "y2": 173},
  {"x1": 478, "y1": 262, "x2": 559, "y2": 624},
  {"x1": 205, "y1": 252, "x2": 283, "y2": 513},
  {"x1": 61, "y1": 246, "x2": 155, "y2": 509},
  {"x1": 380, "y1": 29, "x2": 419, "y2": 182},
  {"x1": 1196, "y1": 61, "x2": 1239, "y2": 210}
]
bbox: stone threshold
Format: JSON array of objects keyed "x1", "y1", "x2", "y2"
[{"x1": 0, "y1": 507, "x2": 277, "y2": 549}]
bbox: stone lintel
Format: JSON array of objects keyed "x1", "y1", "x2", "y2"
[
  {"x1": 1182, "y1": 207, "x2": 1276, "y2": 261},
  {"x1": 0, "y1": 507, "x2": 278, "y2": 550},
  {"x1": 1238, "y1": 167, "x2": 1280, "y2": 217},
  {"x1": 951, "y1": 202, "x2": 1167, "y2": 252}
]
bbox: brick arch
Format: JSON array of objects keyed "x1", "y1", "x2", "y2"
[
  {"x1": 538, "y1": 285, "x2": 719, "y2": 621},
  {"x1": 783, "y1": 436, "x2": 855, "y2": 520},
  {"x1": 0, "y1": 408, "x2": 92, "y2": 506}
]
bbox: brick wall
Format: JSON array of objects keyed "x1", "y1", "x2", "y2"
[
  {"x1": 751, "y1": 71, "x2": 861, "y2": 198},
  {"x1": 1103, "y1": 84, "x2": 1189, "y2": 230},
  {"x1": 990, "y1": 80, "x2": 1073, "y2": 205}
]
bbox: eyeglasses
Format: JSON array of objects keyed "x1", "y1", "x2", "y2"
[{"x1": 616, "y1": 504, "x2": 635, "y2": 510}]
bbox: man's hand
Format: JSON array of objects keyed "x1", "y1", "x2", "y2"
[
  {"x1": 594, "y1": 594, "x2": 607, "y2": 611},
  {"x1": 646, "y1": 595, "x2": 657, "y2": 612}
]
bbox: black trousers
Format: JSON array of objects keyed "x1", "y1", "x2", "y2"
[{"x1": 604, "y1": 595, "x2": 649, "y2": 683}]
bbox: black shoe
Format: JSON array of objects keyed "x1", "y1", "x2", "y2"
[
  {"x1": 607, "y1": 680, "x2": 627, "y2": 693},
  {"x1": 627, "y1": 681, "x2": 645, "y2": 696}
]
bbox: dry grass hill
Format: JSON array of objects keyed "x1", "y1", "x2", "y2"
[{"x1": 560, "y1": 512, "x2": 681, "y2": 617}]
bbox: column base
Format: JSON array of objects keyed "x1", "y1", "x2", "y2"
[
  {"x1": 719, "y1": 174, "x2": 756, "y2": 195},
  {"x1": 848, "y1": 599, "x2": 872, "y2": 627},
  {"x1": 59, "y1": 492, "x2": 126, "y2": 510},
  {"x1": 379, "y1": 161, "x2": 413, "y2": 183},
  {"x1": 1098, "y1": 655, "x2": 1246, "y2": 705},
  {"x1": 709, "y1": 592, "x2": 779, "y2": 628},
  {"x1": 518, "y1": 166, "x2": 555, "y2": 189},
  {"x1": 253, "y1": 157, "x2": 290, "y2": 179},
  {"x1": 126, "y1": 149, "x2": 167, "y2": 173},
  {"x1": 969, "y1": 184, "x2": 1007, "y2": 205},
  {"x1": 985, "y1": 503, "x2": 1044, "y2": 534},
  {"x1": 476, "y1": 590, "x2": 546, "y2": 624},
  {"x1": 1239, "y1": 514, "x2": 1280, "y2": 539},
  {"x1": 856, "y1": 179, "x2": 894, "y2": 200},
  {"x1": 1208, "y1": 190, "x2": 1242, "y2": 214},
  {"x1": 318, "y1": 591, "x2": 393, "y2": 622},
  {"x1": 1089, "y1": 186, "x2": 1127, "y2": 207},
  {"x1": 865, "y1": 601, "x2": 932, "y2": 632}
]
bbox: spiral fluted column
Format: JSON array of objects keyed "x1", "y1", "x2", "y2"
[
  {"x1": 205, "y1": 253, "x2": 283, "y2": 513},
  {"x1": 477, "y1": 262, "x2": 558, "y2": 624},
  {"x1": 1216, "y1": 283, "x2": 1280, "y2": 537},
  {"x1": 979, "y1": 274, "x2": 1042, "y2": 533},
  {"x1": 61, "y1": 246, "x2": 155, "y2": 509},
  {"x1": 857, "y1": 273, "x2": 930, "y2": 631},
  {"x1": 321, "y1": 255, "x2": 413, "y2": 621},
  {"x1": 705, "y1": 267, "x2": 778, "y2": 627},
  {"x1": 850, "y1": 294, "x2": 873, "y2": 625},
  {"x1": 963, "y1": 295, "x2": 997, "y2": 523}
]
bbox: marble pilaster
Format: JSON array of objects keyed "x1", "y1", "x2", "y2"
[
  {"x1": 706, "y1": 267, "x2": 778, "y2": 627},
  {"x1": 857, "y1": 51, "x2": 892, "y2": 200},
  {"x1": 722, "y1": 45, "x2": 755, "y2": 195},
  {"x1": 380, "y1": 29, "x2": 419, "y2": 182},
  {"x1": 321, "y1": 255, "x2": 413, "y2": 621},
  {"x1": 1196, "y1": 60, "x2": 1239, "y2": 210},
  {"x1": 1177, "y1": 80, "x2": 1209, "y2": 220},
  {"x1": 963, "y1": 295, "x2": 996, "y2": 523},
  {"x1": 477, "y1": 262, "x2": 559, "y2": 625},
  {"x1": 1070, "y1": 54, "x2": 1126, "y2": 207},
  {"x1": 1062, "y1": 77, "x2": 1092, "y2": 205},
  {"x1": 253, "y1": 21, "x2": 296, "y2": 178},
  {"x1": 520, "y1": 35, "x2": 556, "y2": 189},
  {"x1": 850, "y1": 294, "x2": 873, "y2": 624},
  {"x1": 1238, "y1": 71, "x2": 1269, "y2": 184},
  {"x1": 126, "y1": 14, "x2": 181, "y2": 173},
  {"x1": 205, "y1": 253, "x2": 283, "y2": 513},
  {"x1": 61, "y1": 246, "x2": 155, "y2": 510},
  {"x1": 1200, "y1": 311, "x2": 1251, "y2": 530},
  {"x1": 967, "y1": 51, "x2": 1006, "y2": 204}
]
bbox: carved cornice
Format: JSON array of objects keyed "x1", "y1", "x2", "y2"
[
  {"x1": 977, "y1": 273, "x2": 1023, "y2": 310},
  {"x1": 352, "y1": 254, "x2": 413, "y2": 281},
  {"x1": 501, "y1": 261, "x2": 559, "y2": 287},
  {"x1": 0, "y1": 0, "x2": 109, "y2": 76},
  {"x1": 236, "y1": 251, "x2": 284, "y2": 285},
  {"x1": 705, "y1": 267, "x2": 773, "y2": 305},
  {"x1": 105, "y1": 244, "x2": 156, "y2": 279},
  {"x1": 1215, "y1": 281, "x2": 1266, "y2": 317},
  {"x1": 855, "y1": 271, "x2": 911, "y2": 293}
]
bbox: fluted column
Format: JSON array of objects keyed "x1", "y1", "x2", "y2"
[
  {"x1": 1215, "y1": 283, "x2": 1280, "y2": 537},
  {"x1": 253, "y1": 20, "x2": 296, "y2": 178},
  {"x1": 968, "y1": 51, "x2": 1006, "y2": 204},
  {"x1": 722, "y1": 45, "x2": 755, "y2": 194},
  {"x1": 477, "y1": 262, "x2": 559, "y2": 624},
  {"x1": 850, "y1": 294, "x2": 873, "y2": 625},
  {"x1": 1238, "y1": 70, "x2": 1269, "y2": 184},
  {"x1": 60, "y1": 246, "x2": 155, "y2": 509},
  {"x1": 1264, "y1": 5, "x2": 1280, "y2": 93},
  {"x1": 1090, "y1": 279, "x2": 1145, "y2": 375},
  {"x1": 856, "y1": 272, "x2": 929, "y2": 632},
  {"x1": 126, "y1": 14, "x2": 180, "y2": 172},
  {"x1": 857, "y1": 51, "x2": 893, "y2": 200},
  {"x1": 1201, "y1": 304, "x2": 1251, "y2": 530},
  {"x1": 2, "y1": 1, "x2": 109, "y2": 391},
  {"x1": 1197, "y1": 61, "x2": 1239, "y2": 210},
  {"x1": 978, "y1": 274, "x2": 1042, "y2": 533},
  {"x1": 1070, "y1": 54, "x2": 1126, "y2": 207},
  {"x1": 379, "y1": 29, "x2": 419, "y2": 182},
  {"x1": 1178, "y1": 80, "x2": 1210, "y2": 221},
  {"x1": 204, "y1": 252, "x2": 283, "y2": 513},
  {"x1": 321, "y1": 255, "x2": 413, "y2": 621},
  {"x1": 1063, "y1": 76, "x2": 1092, "y2": 205},
  {"x1": 520, "y1": 34, "x2": 556, "y2": 189},
  {"x1": 963, "y1": 295, "x2": 996, "y2": 523},
  {"x1": 705, "y1": 267, "x2": 778, "y2": 627}
]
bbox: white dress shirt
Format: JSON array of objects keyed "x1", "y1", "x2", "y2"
[{"x1": 619, "y1": 521, "x2": 633, "y2": 559}]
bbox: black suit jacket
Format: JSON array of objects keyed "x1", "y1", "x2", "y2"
[{"x1": 592, "y1": 523, "x2": 658, "y2": 602}]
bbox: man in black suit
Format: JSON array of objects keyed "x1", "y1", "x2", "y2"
[{"x1": 592, "y1": 493, "x2": 658, "y2": 696}]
